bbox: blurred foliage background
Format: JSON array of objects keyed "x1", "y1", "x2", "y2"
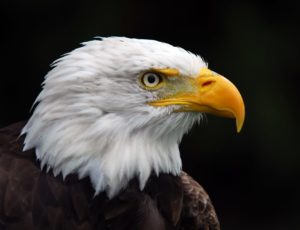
[{"x1": 0, "y1": 1, "x2": 299, "y2": 229}]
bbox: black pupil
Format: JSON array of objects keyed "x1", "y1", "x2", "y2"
[{"x1": 147, "y1": 74, "x2": 157, "y2": 84}]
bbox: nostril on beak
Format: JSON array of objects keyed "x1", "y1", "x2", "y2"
[{"x1": 201, "y1": 80, "x2": 215, "y2": 87}]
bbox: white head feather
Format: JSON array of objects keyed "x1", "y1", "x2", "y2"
[{"x1": 22, "y1": 37, "x2": 207, "y2": 198}]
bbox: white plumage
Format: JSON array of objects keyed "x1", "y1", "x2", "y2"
[{"x1": 22, "y1": 37, "x2": 208, "y2": 198}]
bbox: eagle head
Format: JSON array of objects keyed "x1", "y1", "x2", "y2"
[{"x1": 22, "y1": 37, "x2": 245, "y2": 198}]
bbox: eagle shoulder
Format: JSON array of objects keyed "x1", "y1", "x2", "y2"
[
  {"x1": 179, "y1": 171, "x2": 220, "y2": 230},
  {"x1": 0, "y1": 122, "x2": 95, "y2": 229}
]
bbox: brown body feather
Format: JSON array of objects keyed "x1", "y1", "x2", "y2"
[{"x1": 0, "y1": 122, "x2": 220, "y2": 230}]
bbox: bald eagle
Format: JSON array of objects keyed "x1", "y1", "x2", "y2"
[{"x1": 0, "y1": 37, "x2": 244, "y2": 230}]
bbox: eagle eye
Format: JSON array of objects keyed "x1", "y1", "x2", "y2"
[{"x1": 140, "y1": 72, "x2": 163, "y2": 89}]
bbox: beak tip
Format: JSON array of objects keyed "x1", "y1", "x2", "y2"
[
  {"x1": 236, "y1": 115, "x2": 245, "y2": 133},
  {"x1": 236, "y1": 125, "x2": 242, "y2": 133}
]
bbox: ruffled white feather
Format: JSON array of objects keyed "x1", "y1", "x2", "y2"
[{"x1": 22, "y1": 37, "x2": 206, "y2": 198}]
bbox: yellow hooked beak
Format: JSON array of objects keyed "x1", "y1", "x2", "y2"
[{"x1": 150, "y1": 68, "x2": 245, "y2": 132}]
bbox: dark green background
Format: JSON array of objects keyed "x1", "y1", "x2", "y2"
[{"x1": 1, "y1": 1, "x2": 299, "y2": 229}]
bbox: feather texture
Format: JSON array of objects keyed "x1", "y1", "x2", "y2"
[
  {"x1": 21, "y1": 37, "x2": 206, "y2": 197},
  {"x1": 0, "y1": 122, "x2": 220, "y2": 230}
]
